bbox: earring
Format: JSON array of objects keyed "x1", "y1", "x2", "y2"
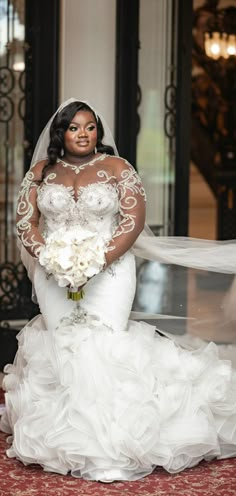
[
  {"x1": 61, "y1": 148, "x2": 64, "y2": 157},
  {"x1": 94, "y1": 146, "x2": 97, "y2": 154}
]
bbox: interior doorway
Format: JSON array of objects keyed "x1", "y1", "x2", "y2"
[{"x1": 190, "y1": 0, "x2": 236, "y2": 240}]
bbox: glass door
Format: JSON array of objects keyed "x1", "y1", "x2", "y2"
[
  {"x1": 0, "y1": 0, "x2": 59, "y2": 325},
  {"x1": 137, "y1": 0, "x2": 177, "y2": 236},
  {"x1": 0, "y1": 0, "x2": 25, "y2": 266},
  {"x1": 134, "y1": 1, "x2": 192, "y2": 323}
]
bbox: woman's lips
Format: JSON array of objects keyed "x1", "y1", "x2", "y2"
[{"x1": 77, "y1": 140, "x2": 89, "y2": 146}]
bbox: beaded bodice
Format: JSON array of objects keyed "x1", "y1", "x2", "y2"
[
  {"x1": 37, "y1": 182, "x2": 119, "y2": 241},
  {"x1": 16, "y1": 154, "x2": 146, "y2": 259}
]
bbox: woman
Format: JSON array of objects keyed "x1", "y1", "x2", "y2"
[{"x1": 0, "y1": 99, "x2": 236, "y2": 483}]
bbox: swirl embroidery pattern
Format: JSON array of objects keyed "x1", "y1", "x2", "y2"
[
  {"x1": 16, "y1": 155, "x2": 146, "y2": 260},
  {"x1": 16, "y1": 170, "x2": 44, "y2": 257},
  {"x1": 114, "y1": 160, "x2": 146, "y2": 239},
  {"x1": 59, "y1": 153, "x2": 107, "y2": 174}
]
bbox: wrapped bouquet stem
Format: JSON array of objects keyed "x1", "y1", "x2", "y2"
[
  {"x1": 39, "y1": 227, "x2": 107, "y2": 300},
  {"x1": 67, "y1": 287, "x2": 85, "y2": 301}
]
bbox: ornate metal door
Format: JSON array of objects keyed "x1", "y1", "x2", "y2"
[
  {"x1": 0, "y1": 0, "x2": 37, "y2": 326},
  {"x1": 0, "y1": 0, "x2": 59, "y2": 370}
]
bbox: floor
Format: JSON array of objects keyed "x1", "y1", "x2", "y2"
[
  {"x1": 0, "y1": 383, "x2": 235, "y2": 495},
  {"x1": 188, "y1": 162, "x2": 216, "y2": 240}
]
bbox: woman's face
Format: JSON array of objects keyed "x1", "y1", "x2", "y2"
[{"x1": 64, "y1": 110, "x2": 97, "y2": 158}]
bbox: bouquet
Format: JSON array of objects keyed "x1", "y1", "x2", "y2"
[{"x1": 39, "y1": 227, "x2": 107, "y2": 300}]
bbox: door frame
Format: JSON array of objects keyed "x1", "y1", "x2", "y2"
[
  {"x1": 174, "y1": 1, "x2": 193, "y2": 235},
  {"x1": 25, "y1": 0, "x2": 60, "y2": 172},
  {"x1": 115, "y1": 0, "x2": 193, "y2": 235}
]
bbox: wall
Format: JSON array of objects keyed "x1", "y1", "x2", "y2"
[{"x1": 60, "y1": 0, "x2": 116, "y2": 133}]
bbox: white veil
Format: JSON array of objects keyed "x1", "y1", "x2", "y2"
[
  {"x1": 23, "y1": 97, "x2": 236, "y2": 345},
  {"x1": 30, "y1": 98, "x2": 119, "y2": 167}
]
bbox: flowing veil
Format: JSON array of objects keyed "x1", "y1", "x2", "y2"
[{"x1": 21, "y1": 98, "x2": 236, "y2": 348}]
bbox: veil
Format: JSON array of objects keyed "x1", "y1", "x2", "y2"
[
  {"x1": 30, "y1": 98, "x2": 119, "y2": 166},
  {"x1": 22, "y1": 97, "x2": 236, "y2": 347}
]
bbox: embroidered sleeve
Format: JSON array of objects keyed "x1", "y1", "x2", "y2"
[
  {"x1": 16, "y1": 162, "x2": 45, "y2": 258},
  {"x1": 105, "y1": 159, "x2": 146, "y2": 265}
]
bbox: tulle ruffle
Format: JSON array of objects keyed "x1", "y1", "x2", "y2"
[{"x1": 1, "y1": 314, "x2": 236, "y2": 481}]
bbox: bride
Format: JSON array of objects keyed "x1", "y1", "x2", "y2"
[{"x1": 0, "y1": 99, "x2": 236, "y2": 483}]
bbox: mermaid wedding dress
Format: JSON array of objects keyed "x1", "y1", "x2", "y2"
[{"x1": 1, "y1": 154, "x2": 236, "y2": 482}]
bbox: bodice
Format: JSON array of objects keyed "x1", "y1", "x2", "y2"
[
  {"x1": 16, "y1": 154, "x2": 146, "y2": 258},
  {"x1": 37, "y1": 182, "x2": 119, "y2": 241}
]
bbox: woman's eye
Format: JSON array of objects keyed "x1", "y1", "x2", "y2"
[
  {"x1": 87, "y1": 125, "x2": 96, "y2": 131},
  {"x1": 69, "y1": 125, "x2": 77, "y2": 131}
]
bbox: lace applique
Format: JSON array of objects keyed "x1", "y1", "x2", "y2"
[
  {"x1": 37, "y1": 182, "x2": 75, "y2": 237},
  {"x1": 58, "y1": 305, "x2": 101, "y2": 327},
  {"x1": 97, "y1": 169, "x2": 117, "y2": 184},
  {"x1": 17, "y1": 155, "x2": 145, "y2": 262},
  {"x1": 78, "y1": 182, "x2": 118, "y2": 213},
  {"x1": 76, "y1": 183, "x2": 119, "y2": 236},
  {"x1": 42, "y1": 172, "x2": 57, "y2": 184},
  {"x1": 38, "y1": 179, "x2": 74, "y2": 210},
  {"x1": 113, "y1": 161, "x2": 146, "y2": 240},
  {"x1": 16, "y1": 170, "x2": 44, "y2": 257},
  {"x1": 37, "y1": 180, "x2": 120, "y2": 241},
  {"x1": 106, "y1": 256, "x2": 123, "y2": 276},
  {"x1": 58, "y1": 153, "x2": 106, "y2": 174}
]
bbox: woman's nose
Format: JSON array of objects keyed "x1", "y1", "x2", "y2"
[{"x1": 78, "y1": 127, "x2": 87, "y2": 137}]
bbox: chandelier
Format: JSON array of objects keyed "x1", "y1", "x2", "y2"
[
  {"x1": 203, "y1": 5, "x2": 236, "y2": 61},
  {"x1": 204, "y1": 31, "x2": 236, "y2": 60}
]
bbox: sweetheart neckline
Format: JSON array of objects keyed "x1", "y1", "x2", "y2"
[{"x1": 38, "y1": 181, "x2": 118, "y2": 204}]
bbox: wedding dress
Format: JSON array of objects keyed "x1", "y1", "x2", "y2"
[{"x1": 1, "y1": 152, "x2": 236, "y2": 482}]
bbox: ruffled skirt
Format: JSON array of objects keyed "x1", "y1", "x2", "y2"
[{"x1": 1, "y1": 254, "x2": 236, "y2": 481}]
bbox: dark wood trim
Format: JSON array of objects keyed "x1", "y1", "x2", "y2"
[
  {"x1": 174, "y1": 1, "x2": 193, "y2": 235},
  {"x1": 25, "y1": 0, "x2": 60, "y2": 171},
  {"x1": 115, "y1": 0, "x2": 139, "y2": 167}
]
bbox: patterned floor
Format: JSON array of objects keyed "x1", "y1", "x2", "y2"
[{"x1": 0, "y1": 427, "x2": 236, "y2": 495}]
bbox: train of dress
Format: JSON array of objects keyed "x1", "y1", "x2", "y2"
[{"x1": 1, "y1": 308, "x2": 236, "y2": 482}]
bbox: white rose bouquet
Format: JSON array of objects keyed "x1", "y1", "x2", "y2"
[{"x1": 39, "y1": 227, "x2": 107, "y2": 300}]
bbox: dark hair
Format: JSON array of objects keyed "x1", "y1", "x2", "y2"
[{"x1": 42, "y1": 101, "x2": 115, "y2": 179}]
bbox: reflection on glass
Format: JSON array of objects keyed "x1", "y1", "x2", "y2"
[
  {"x1": 134, "y1": 260, "x2": 169, "y2": 314},
  {"x1": 133, "y1": 259, "x2": 187, "y2": 335}
]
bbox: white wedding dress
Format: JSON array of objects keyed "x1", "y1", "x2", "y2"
[{"x1": 1, "y1": 154, "x2": 236, "y2": 482}]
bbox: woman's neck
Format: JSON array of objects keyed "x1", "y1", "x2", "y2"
[{"x1": 62, "y1": 152, "x2": 96, "y2": 166}]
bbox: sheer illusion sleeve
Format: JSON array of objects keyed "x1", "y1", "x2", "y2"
[
  {"x1": 16, "y1": 162, "x2": 45, "y2": 259},
  {"x1": 105, "y1": 159, "x2": 146, "y2": 265}
]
